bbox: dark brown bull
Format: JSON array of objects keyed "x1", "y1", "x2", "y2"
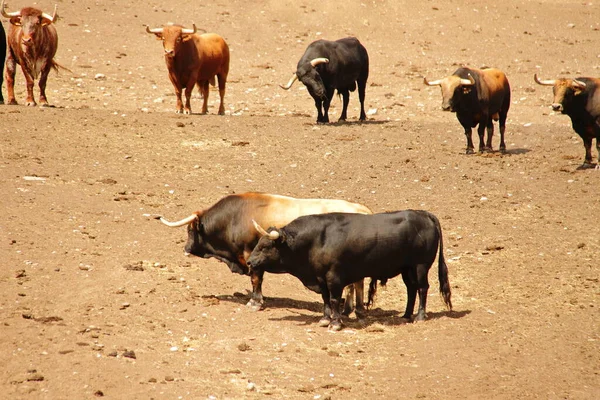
[
  {"x1": 2, "y1": 0, "x2": 61, "y2": 106},
  {"x1": 534, "y1": 74, "x2": 600, "y2": 170},
  {"x1": 424, "y1": 67, "x2": 511, "y2": 154},
  {"x1": 146, "y1": 23, "x2": 229, "y2": 115}
]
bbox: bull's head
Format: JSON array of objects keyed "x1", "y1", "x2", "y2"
[
  {"x1": 534, "y1": 74, "x2": 586, "y2": 113},
  {"x1": 280, "y1": 58, "x2": 330, "y2": 100},
  {"x1": 146, "y1": 24, "x2": 197, "y2": 58},
  {"x1": 1, "y1": 1, "x2": 58, "y2": 46},
  {"x1": 247, "y1": 220, "x2": 287, "y2": 272},
  {"x1": 156, "y1": 213, "x2": 206, "y2": 256},
  {"x1": 424, "y1": 74, "x2": 475, "y2": 112}
]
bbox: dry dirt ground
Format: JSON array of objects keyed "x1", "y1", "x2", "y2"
[{"x1": 1, "y1": 0, "x2": 599, "y2": 399}]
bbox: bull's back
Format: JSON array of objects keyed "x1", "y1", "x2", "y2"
[
  {"x1": 480, "y1": 68, "x2": 511, "y2": 113},
  {"x1": 195, "y1": 33, "x2": 229, "y2": 79}
]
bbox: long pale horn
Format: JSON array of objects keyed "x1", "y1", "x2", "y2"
[
  {"x1": 252, "y1": 220, "x2": 280, "y2": 240},
  {"x1": 156, "y1": 214, "x2": 197, "y2": 227},
  {"x1": 279, "y1": 73, "x2": 298, "y2": 90},
  {"x1": 572, "y1": 78, "x2": 586, "y2": 89},
  {"x1": 310, "y1": 57, "x2": 329, "y2": 67},
  {"x1": 181, "y1": 24, "x2": 197, "y2": 34},
  {"x1": 460, "y1": 74, "x2": 475, "y2": 86},
  {"x1": 1, "y1": 0, "x2": 21, "y2": 18},
  {"x1": 41, "y1": 4, "x2": 58, "y2": 22},
  {"x1": 534, "y1": 74, "x2": 556, "y2": 86},
  {"x1": 423, "y1": 77, "x2": 442, "y2": 86},
  {"x1": 146, "y1": 26, "x2": 164, "y2": 34}
]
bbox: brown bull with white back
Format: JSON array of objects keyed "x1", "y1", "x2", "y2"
[
  {"x1": 2, "y1": 0, "x2": 61, "y2": 106},
  {"x1": 158, "y1": 193, "x2": 373, "y2": 317},
  {"x1": 146, "y1": 23, "x2": 229, "y2": 115}
]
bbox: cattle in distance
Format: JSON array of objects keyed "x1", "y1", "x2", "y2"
[
  {"x1": 534, "y1": 73, "x2": 600, "y2": 170},
  {"x1": 157, "y1": 193, "x2": 373, "y2": 317},
  {"x1": 146, "y1": 23, "x2": 229, "y2": 115},
  {"x1": 424, "y1": 67, "x2": 511, "y2": 154},
  {"x1": 248, "y1": 210, "x2": 453, "y2": 331},
  {"x1": 280, "y1": 37, "x2": 369, "y2": 124},
  {"x1": 2, "y1": 0, "x2": 63, "y2": 106}
]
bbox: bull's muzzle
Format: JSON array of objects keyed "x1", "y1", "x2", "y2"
[
  {"x1": 164, "y1": 49, "x2": 175, "y2": 57},
  {"x1": 552, "y1": 103, "x2": 563, "y2": 112}
]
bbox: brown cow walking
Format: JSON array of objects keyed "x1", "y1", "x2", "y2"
[
  {"x1": 146, "y1": 23, "x2": 229, "y2": 115},
  {"x1": 2, "y1": 1, "x2": 61, "y2": 106}
]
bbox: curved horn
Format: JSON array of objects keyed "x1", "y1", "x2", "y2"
[
  {"x1": 279, "y1": 73, "x2": 298, "y2": 90},
  {"x1": 534, "y1": 73, "x2": 556, "y2": 86},
  {"x1": 181, "y1": 24, "x2": 197, "y2": 34},
  {"x1": 423, "y1": 77, "x2": 443, "y2": 86},
  {"x1": 1, "y1": 0, "x2": 21, "y2": 18},
  {"x1": 252, "y1": 220, "x2": 280, "y2": 240},
  {"x1": 460, "y1": 74, "x2": 475, "y2": 86},
  {"x1": 310, "y1": 57, "x2": 329, "y2": 67},
  {"x1": 572, "y1": 78, "x2": 586, "y2": 89},
  {"x1": 41, "y1": 4, "x2": 58, "y2": 22},
  {"x1": 146, "y1": 26, "x2": 164, "y2": 34},
  {"x1": 156, "y1": 214, "x2": 197, "y2": 227}
]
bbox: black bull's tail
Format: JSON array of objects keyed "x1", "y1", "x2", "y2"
[{"x1": 367, "y1": 213, "x2": 453, "y2": 311}]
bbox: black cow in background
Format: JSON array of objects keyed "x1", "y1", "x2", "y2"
[
  {"x1": 534, "y1": 74, "x2": 600, "y2": 170},
  {"x1": 0, "y1": 20, "x2": 5, "y2": 104},
  {"x1": 280, "y1": 37, "x2": 369, "y2": 123},
  {"x1": 424, "y1": 67, "x2": 511, "y2": 154}
]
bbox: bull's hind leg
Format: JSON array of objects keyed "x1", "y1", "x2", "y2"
[
  {"x1": 485, "y1": 117, "x2": 495, "y2": 152},
  {"x1": 200, "y1": 80, "x2": 210, "y2": 114},
  {"x1": 247, "y1": 270, "x2": 265, "y2": 311},
  {"x1": 5, "y1": 51, "x2": 18, "y2": 105},
  {"x1": 338, "y1": 90, "x2": 350, "y2": 121},
  {"x1": 357, "y1": 78, "x2": 367, "y2": 121},
  {"x1": 499, "y1": 111, "x2": 508, "y2": 153},
  {"x1": 477, "y1": 119, "x2": 487, "y2": 153},
  {"x1": 414, "y1": 264, "x2": 431, "y2": 322},
  {"x1": 401, "y1": 270, "x2": 418, "y2": 320},
  {"x1": 217, "y1": 73, "x2": 227, "y2": 115}
]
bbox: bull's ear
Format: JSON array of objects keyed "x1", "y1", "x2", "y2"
[
  {"x1": 9, "y1": 17, "x2": 22, "y2": 26},
  {"x1": 41, "y1": 17, "x2": 54, "y2": 26},
  {"x1": 182, "y1": 34, "x2": 194, "y2": 42}
]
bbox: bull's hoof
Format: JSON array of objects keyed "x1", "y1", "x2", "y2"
[
  {"x1": 414, "y1": 313, "x2": 427, "y2": 322},
  {"x1": 500, "y1": 147, "x2": 507, "y2": 154},
  {"x1": 465, "y1": 148, "x2": 475, "y2": 155},
  {"x1": 328, "y1": 321, "x2": 343, "y2": 331},
  {"x1": 354, "y1": 309, "x2": 366, "y2": 320},
  {"x1": 175, "y1": 109, "x2": 183, "y2": 114},
  {"x1": 183, "y1": 110, "x2": 191, "y2": 115},
  {"x1": 245, "y1": 299, "x2": 264, "y2": 311},
  {"x1": 318, "y1": 317, "x2": 331, "y2": 327},
  {"x1": 25, "y1": 101, "x2": 37, "y2": 107},
  {"x1": 577, "y1": 162, "x2": 596, "y2": 170},
  {"x1": 7, "y1": 99, "x2": 18, "y2": 105},
  {"x1": 39, "y1": 103, "x2": 51, "y2": 108}
]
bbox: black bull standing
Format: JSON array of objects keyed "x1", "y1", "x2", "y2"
[
  {"x1": 280, "y1": 37, "x2": 369, "y2": 123},
  {"x1": 248, "y1": 210, "x2": 453, "y2": 331}
]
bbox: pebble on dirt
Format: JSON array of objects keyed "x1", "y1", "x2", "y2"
[{"x1": 122, "y1": 350, "x2": 136, "y2": 359}]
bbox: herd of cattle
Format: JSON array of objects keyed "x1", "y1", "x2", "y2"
[{"x1": 1, "y1": 3, "x2": 599, "y2": 330}]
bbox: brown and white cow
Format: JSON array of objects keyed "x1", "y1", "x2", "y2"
[
  {"x1": 158, "y1": 192, "x2": 372, "y2": 317},
  {"x1": 424, "y1": 67, "x2": 511, "y2": 154},
  {"x1": 146, "y1": 23, "x2": 229, "y2": 115},
  {"x1": 2, "y1": 1, "x2": 61, "y2": 106}
]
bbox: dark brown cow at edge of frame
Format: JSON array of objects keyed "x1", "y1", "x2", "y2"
[{"x1": 534, "y1": 73, "x2": 600, "y2": 170}]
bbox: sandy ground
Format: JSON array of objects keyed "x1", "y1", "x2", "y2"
[{"x1": 1, "y1": 1, "x2": 599, "y2": 399}]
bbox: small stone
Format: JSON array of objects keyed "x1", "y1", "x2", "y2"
[
  {"x1": 94, "y1": 390, "x2": 104, "y2": 397},
  {"x1": 107, "y1": 351, "x2": 118, "y2": 357},
  {"x1": 176, "y1": 122, "x2": 185, "y2": 128},
  {"x1": 27, "y1": 373, "x2": 44, "y2": 382},
  {"x1": 122, "y1": 350, "x2": 136, "y2": 359},
  {"x1": 148, "y1": 377, "x2": 157, "y2": 383},
  {"x1": 165, "y1": 375, "x2": 175, "y2": 382},
  {"x1": 238, "y1": 343, "x2": 251, "y2": 352}
]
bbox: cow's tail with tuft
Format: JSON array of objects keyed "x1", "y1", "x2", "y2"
[
  {"x1": 51, "y1": 60, "x2": 72, "y2": 74},
  {"x1": 433, "y1": 213, "x2": 452, "y2": 311}
]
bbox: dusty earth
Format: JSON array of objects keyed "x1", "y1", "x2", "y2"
[{"x1": 1, "y1": 0, "x2": 599, "y2": 399}]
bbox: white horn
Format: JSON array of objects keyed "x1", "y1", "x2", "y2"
[
  {"x1": 252, "y1": 220, "x2": 280, "y2": 240},
  {"x1": 279, "y1": 73, "x2": 298, "y2": 90},
  {"x1": 146, "y1": 26, "x2": 164, "y2": 34},
  {"x1": 423, "y1": 77, "x2": 443, "y2": 86},
  {"x1": 310, "y1": 57, "x2": 329, "y2": 67},
  {"x1": 534, "y1": 74, "x2": 556, "y2": 86},
  {"x1": 157, "y1": 214, "x2": 197, "y2": 227},
  {"x1": 41, "y1": 4, "x2": 58, "y2": 22},
  {"x1": 461, "y1": 75, "x2": 475, "y2": 86},
  {"x1": 1, "y1": 0, "x2": 21, "y2": 17},
  {"x1": 181, "y1": 24, "x2": 197, "y2": 34},
  {"x1": 572, "y1": 79, "x2": 586, "y2": 89}
]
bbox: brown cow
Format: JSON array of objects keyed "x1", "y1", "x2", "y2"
[
  {"x1": 146, "y1": 23, "x2": 229, "y2": 115},
  {"x1": 2, "y1": 1, "x2": 61, "y2": 106}
]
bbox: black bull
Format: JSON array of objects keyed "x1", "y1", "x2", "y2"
[
  {"x1": 280, "y1": 37, "x2": 369, "y2": 123},
  {"x1": 247, "y1": 210, "x2": 453, "y2": 331}
]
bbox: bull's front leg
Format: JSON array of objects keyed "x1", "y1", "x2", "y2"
[
  {"x1": 5, "y1": 53, "x2": 18, "y2": 105},
  {"x1": 21, "y1": 66, "x2": 37, "y2": 106},
  {"x1": 485, "y1": 118, "x2": 495, "y2": 152},
  {"x1": 338, "y1": 90, "x2": 350, "y2": 122},
  {"x1": 477, "y1": 120, "x2": 487, "y2": 153},
  {"x1": 246, "y1": 269, "x2": 265, "y2": 311},
  {"x1": 581, "y1": 136, "x2": 594, "y2": 169},
  {"x1": 38, "y1": 67, "x2": 52, "y2": 107},
  {"x1": 463, "y1": 126, "x2": 475, "y2": 154},
  {"x1": 173, "y1": 85, "x2": 184, "y2": 113},
  {"x1": 327, "y1": 284, "x2": 345, "y2": 331},
  {"x1": 314, "y1": 98, "x2": 327, "y2": 123}
]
